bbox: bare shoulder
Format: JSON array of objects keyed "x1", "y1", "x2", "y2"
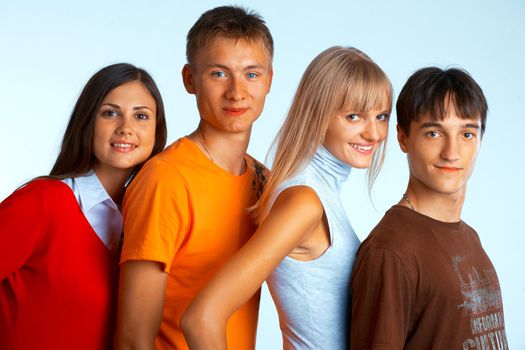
[{"x1": 272, "y1": 185, "x2": 324, "y2": 219}]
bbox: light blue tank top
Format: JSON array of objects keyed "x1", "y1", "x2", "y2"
[{"x1": 266, "y1": 146, "x2": 361, "y2": 349}]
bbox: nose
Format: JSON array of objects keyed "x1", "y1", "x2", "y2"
[
  {"x1": 116, "y1": 117, "x2": 134, "y2": 136},
  {"x1": 224, "y1": 76, "x2": 246, "y2": 101},
  {"x1": 362, "y1": 120, "x2": 381, "y2": 142},
  {"x1": 441, "y1": 137, "x2": 460, "y2": 162}
]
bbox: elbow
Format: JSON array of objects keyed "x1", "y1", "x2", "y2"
[
  {"x1": 181, "y1": 303, "x2": 224, "y2": 346},
  {"x1": 180, "y1": 306, "x2": 205, "y2": 341},
  {"x1": 114, "y1": 335, "x2": 136, "y2": 350},
  {"x1": 115, "y1": 327, "x2": 155, "y2": 350}
]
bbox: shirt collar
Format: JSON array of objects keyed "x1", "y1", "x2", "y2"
[
  {"x1": 75, "y1": 170, "x2": 119, "y2": 213},
  {"x1": 310, "y1": 145, "x2": 352, "y2": 191}
]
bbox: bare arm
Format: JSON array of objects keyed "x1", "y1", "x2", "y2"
[
  {"x1": 115, "y1": 261, "x2": 167, "y2": 350},
  {"x1": 180, "y1": 186, "x2": 324, "y2": 350}
]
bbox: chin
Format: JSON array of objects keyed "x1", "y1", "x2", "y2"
[
  {"x1": 348, "y1": 159, "x2": 373, "y2": 169},
  {"x1": 110, "y1": 162, "x2": 139, "y2": 171},
  {"x1": 350, "y1": 164, "x2": 368, "y2": 169},
  {"x1": 427, "y1": 184, "x2": 465, "y2": 196}
]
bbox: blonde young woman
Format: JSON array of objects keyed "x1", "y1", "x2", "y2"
[{"x1": 181, "y1": 46, "x2": 393, "y2": 350}]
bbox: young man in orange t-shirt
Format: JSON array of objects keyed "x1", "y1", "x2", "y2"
[{"x1": 115, "y1": 6, "x2": 273, "y2": 350}]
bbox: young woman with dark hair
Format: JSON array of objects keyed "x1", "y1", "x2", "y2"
[{"x1": 0, "y1": 63, "x2": 167, "y2": 349}]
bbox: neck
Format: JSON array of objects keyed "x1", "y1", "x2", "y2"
[
  {"x1": 188, "y1": 123, "x2": 251, "y2": 176},
  {"x1": 92, "y1": 167, "x2": 131, "y2": 205},
  {"x1": 311, "y1": 146, "x2": 352, "y2": 191},
  {"x1": 398, "y1": 178, "x2": 466, "y2": 223}
]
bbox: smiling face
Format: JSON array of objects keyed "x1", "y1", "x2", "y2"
[
  {"x1": 92, "y1": 80, "x2": 157, "y2": 179},
  {"x1": 323, "y1": 108, "x2": 389, "y2": 168},
  {"x1": 398, "y1": 102, "x2": 482, "y2": 198},
  {"x1": 182, "y1": 36, "x2": 273, "y2": 136}
]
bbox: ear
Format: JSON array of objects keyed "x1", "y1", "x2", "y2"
[
  {"x1": 397, "y1": 124, "x2": 409, "y2": 154},
  {"x1": 182, "y1": 64, "x2": 196, "y2": 94}
]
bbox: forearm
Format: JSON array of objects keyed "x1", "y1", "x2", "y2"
[{"x1": 181, "y1": 187, "x2": 323, "y2": 349}]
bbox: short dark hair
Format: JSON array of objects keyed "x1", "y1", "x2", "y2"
[
  {"x1": 396, "y1": 67, "x2": 487, "y2": 136},
  {"x1": 50, "y1": 63, "x2": 167, "y2": 178},
  {"x1": 186, "y1": 6, "x2": 273, "y2": 65}
]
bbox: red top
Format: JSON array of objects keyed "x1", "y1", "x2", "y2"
[{"x1": 0, "y1": 180, "x2": 118, "y2": 350}]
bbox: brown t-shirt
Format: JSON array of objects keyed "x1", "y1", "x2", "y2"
[{"x1": 350, "y1": 206, "x2": 508, "y2": 350}]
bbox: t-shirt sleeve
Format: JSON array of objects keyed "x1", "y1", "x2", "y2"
[
  {"x1": 0, "y1": 182, "x2": 45, "y2": 280},
  {"x1": 350, "y1": 244, "x2": 414, "y2": 350},
  {"x1": 120, "y1": 159, "x2": 189, "y2": 272}
]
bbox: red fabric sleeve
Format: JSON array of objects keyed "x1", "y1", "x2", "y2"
[
  {"x1": 350, "y1": 246, "x2": 414, "y2": 350},
  {"x1": 0, "y1": 182, "x2": 46, "y2": 280}
]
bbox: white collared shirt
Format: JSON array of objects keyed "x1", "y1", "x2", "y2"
[{"x1": 62, "y1": 171, "x2": 122, "y2": 253}]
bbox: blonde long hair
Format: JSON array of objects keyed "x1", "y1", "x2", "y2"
[{"x1": 253, "y1": 46, "x2": 392, "y2": 223}]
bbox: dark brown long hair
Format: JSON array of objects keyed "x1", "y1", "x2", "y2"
[{"x1": 49, "y1": 63, "x2": 167, "y2": 179}]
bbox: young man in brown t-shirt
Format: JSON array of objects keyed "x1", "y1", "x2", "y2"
[{"x1": 350, "y1": 67, "x2": 508, "y2": 349}]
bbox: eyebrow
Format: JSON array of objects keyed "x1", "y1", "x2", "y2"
[
  {"x1": 464, "y1": 123, "x2": 481, "y2": 129},
  {"x1": 206, "y1": 63, "x2": 267, "y2": 71},
  {"x1": 420, "y1": 121, "x2": 481, "y2": 130},
  {"x1": 343, "y1": 110, "x2": 389, "y2": 115},
  {"x1": 101, "y1": 103, "x2": 154, "y2": 112},
  {"x1": 419, "y1": 122, "x2": 442, "y2": 129}
]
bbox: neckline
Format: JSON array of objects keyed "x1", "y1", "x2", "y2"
[
  {"x1": 181, "y1": 137, "x2": 252, "y2": 179},
  {"x1": 34, "y1": 179, "x2": 118, "y2": 256},
  {"x1": 72, "y1": 171, "x2": 119, "y2": 213},
  {"x1": 392, "y1": 205, "x2": 464, "y2": 231},
  {"x1": 309, "y1": 146, "x2": 352, "y2": 190}
]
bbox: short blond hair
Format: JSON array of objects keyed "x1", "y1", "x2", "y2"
[{"x1": 186, "y1": 6, "x2": 273, "y2": 65}]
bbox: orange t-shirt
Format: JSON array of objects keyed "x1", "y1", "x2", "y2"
[{"x1": 121, "y1": 137, "x2": 266, "y2": 350}]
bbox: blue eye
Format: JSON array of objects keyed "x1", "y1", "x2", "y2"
[
  {"x1": 247, "y1": 72, "x2": 258, "y2": 79},
  {"x1": 212, "y1": 71, "x2": 226, "y2": 78},
  {"x1": 377, "y1": 114, "x2": 389, "y2": 121}
]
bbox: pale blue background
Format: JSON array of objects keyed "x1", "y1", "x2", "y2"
[{"x1": 1, "y1": 0, "x2": 524, "y2": 348}]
